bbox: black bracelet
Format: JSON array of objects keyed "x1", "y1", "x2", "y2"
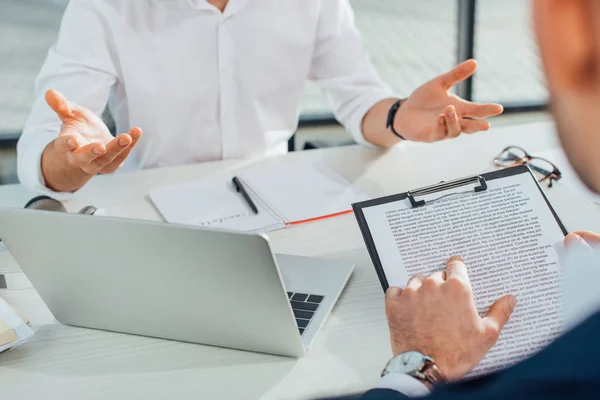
[{"x1": 386, "y1": 99, "x2": 407, "y2": 140}]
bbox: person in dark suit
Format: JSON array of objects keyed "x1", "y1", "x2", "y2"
[
  {"x1": 358, "y1": 310, "x2": 600, "y2": 399},
  {"x1": 327, "y1": 0, "x2": 600, "y2": 398}
]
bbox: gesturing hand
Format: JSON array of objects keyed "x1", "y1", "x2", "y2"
[
  {"x1": 385, "y1": 256, "x2": 517, "y2": 381},
  {"x1": 394, "y1": 60, "x2": 504, "y2": 142},
  {"x1": 45, "y1": 89, "x2": 142, "y2": 175}
]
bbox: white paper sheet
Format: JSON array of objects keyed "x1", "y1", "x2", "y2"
[
  {"x1": 556, "y1": 239, "x2": 600, "y2": 330},
  {"x1": 149, "y1": 175, "x2": 284, "y2": 233},
  {"x1": 239, "y1": 161, "x2": 369, "y2": 223},
  {"x1": 149, "y1": 161, "x2": 368, "y2": 232},
  {"x1": 361, "y1": 172, "x2": 566, "y2": 377}
]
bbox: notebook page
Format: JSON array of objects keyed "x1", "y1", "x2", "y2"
[
  {"x1": 239, "y1": 161, "x2": 369, "y2": 224},
  {"x1": 361, "y1": 172, "x2": 565, "y2": 377},
  {"x1": 148, "y1": 175, "x2": 284, "y2": 233}
]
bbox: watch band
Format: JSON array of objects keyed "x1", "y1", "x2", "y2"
[
  {"x1": 386, "y1": 99, "x2": 407, "y2": 140},
  {"x1": 419, "y1": 360, "x2": 448, "y2": 387},
  {"x1": 381, "y1": 353, "x2": 448, "y2": 389}
]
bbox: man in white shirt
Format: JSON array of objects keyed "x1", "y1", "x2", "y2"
[
  {"x1": 333, "y1": 0, "x2": 600, "y2": 398},
  {"x1": 17, "y1": 0, "x2": 503, "y2": 197}
]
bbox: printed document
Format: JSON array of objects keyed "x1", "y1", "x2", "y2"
[{"x1": 361, "y1": 172, "x2": 565, "y2": 376}]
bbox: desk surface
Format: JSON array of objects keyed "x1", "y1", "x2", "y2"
[{"x1": 2, "y1": 121, "x2": 600, "y2": 400}]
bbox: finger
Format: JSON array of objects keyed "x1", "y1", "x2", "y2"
[
  {"x1": 437, "y1": 59, "x2": 477, "y2": 89},
  {"x1": 128, "y1": 126, "x2": 142, "y2": 140},
  {"x1": 444, "y1": 106, "x2": 461, "y2": 138},
  {"x1": 53, "y1": 135, "x2": 79, "y2": 153},
  {"x1": 484, "y1": 294, "x2": 517, "y2": 335},
  {"x1": 386, "y1": 286, "x2": 403, "y2": 299},
  {"x1": 460, "y1": 119, "x2": 491, "y2": 134},
  {"x1": 92, "y1": 134, "x2": 132, "y2": 168},
  {"x1": 445, "y1": 256, "x2": 469, "y2": 285},
  {"x1": 430, "y1": 114, "x2": 447, "y2": 142},
  {"x1": 104, "y1": 127, "x2": 142, "y2": 169},
  {"x1": 461, "y1": 102, "x2": 504, "y2": 119},
  {"x1": 429, "y1": 270, "x2": 447, "y2": 283},
  {"x1": 69, "y1": 142, "x2": 106, "y2": 169},
  {"x1": 406, "y1": 273, "x2": 425, "y2": 291},
  {"x1": 563, "y1": 233, "x2": 593, "y2": 255},
  {"x1": 45, "y1": 90, "x2": 74, "y2": 121},
  {"x1": 564, "y1": 233, "x2": 585, "y2": 247},
  {"x1": 569, "y1": 231, "x2": 600, "y2": 245}
]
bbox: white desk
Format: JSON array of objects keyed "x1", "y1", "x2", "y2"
[{"x1": 1, "y1": 121, "x2": 600, "y2": 400}]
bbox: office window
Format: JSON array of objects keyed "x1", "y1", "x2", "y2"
[
  {"x1": 300, "y1": 0, "x2": 459, "y2": 118},
  {"x1": 0, "y1": 1, "x2": 67, "y2": 184},
  {"x1": 0, "y1": 1, "x2": 66, "y2": 134},
  {"x1": 472, "y1": 0, "x2": 548, "y2": 106}
]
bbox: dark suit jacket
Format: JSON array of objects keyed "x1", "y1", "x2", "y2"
[{"x1": 330, "y1": 311, "x2": 600, "y2": 400}]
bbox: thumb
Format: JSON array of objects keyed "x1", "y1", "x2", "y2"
[
  {"x1": 484, "y1": 294, "x2": 517, "y2": 334},
  {"x1": 45, "y1": 89, "x2": 73, "y2": 121},
  {"x1": 569, "y1": 231, "x2": 600, "y2": 246}
]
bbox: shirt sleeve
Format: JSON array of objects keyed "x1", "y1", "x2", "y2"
[
  {"x1": 16, "y1": 0, "x2": 117, "y2": 199},
  {"x1": 376, "y1": 374, "x2": 431, "y2": 397},
  {"x1": 309, "y1": 0, "x2": 397, "y2": 147}
]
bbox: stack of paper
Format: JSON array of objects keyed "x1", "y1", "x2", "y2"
[{"x1": 0, "y1": 298, "x2": 34, "y2": 353}]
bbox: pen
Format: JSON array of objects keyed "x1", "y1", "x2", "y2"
[{"x1": 232, "y1": 176, "x2": 259, "y2": 214}]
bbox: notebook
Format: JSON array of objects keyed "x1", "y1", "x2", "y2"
[{"x1": 149, "y1": 160, "x2": 369, "y2": 232}]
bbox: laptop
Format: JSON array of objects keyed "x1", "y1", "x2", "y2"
[{"x1": 0, "y1": 207, "x2": 354, "y2": 357}]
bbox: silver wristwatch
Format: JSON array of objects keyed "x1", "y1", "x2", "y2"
[{"x1": 381, "y1": 351, "x2": 447, "y2": 387}]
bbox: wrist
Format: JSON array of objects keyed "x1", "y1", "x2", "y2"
[
  {"x1": 41, "y1": 141, "x2": 91, "y2": 192},
  {"x1": 416, "y1": 378, "x2": 434, "y2": 390},
  {"x1": 386, "y1": 98, "x2": 407, "y2": 140},
  {"x1": 382, "y1": 351, "x2": 447, "y2": 389}
]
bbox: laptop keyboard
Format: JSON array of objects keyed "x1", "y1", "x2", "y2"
[{"x1": 287, "y1": 292, "x2": 325, "y2": 336}]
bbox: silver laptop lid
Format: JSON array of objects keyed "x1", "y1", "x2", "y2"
[{"x1": 0, "y1": 207, "x2": 305, "y2": 357}]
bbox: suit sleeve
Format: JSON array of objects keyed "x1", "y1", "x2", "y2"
[{"x1": 360, "y1": 389, "x2": 412, "y2": 399}]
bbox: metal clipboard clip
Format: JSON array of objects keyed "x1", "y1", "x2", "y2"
[{"x1": 407, "y1": 175, "x2": 488, "y2": 208}]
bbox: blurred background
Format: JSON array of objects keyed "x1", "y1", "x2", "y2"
[{"x1": 0, "y1": 0, "x2": 549, "y2": 185}]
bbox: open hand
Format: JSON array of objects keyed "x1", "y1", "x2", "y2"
[
  {"x1": 45, "y1": 89, "x2": 142, "y2": 175},
  {"x1": 385, "y1": 256, "x2": 517, "y2": 381},
  {"x1": 394, "y1": 60, "x2": 504, "y2": 142}
]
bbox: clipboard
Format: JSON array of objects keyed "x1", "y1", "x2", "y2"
[{"x1": 352, "y1": 165, "x2": 568, "y2": 291}]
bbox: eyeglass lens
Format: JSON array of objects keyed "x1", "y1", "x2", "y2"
[{"x1": 496, "y1": 147, "x2": 527, "y2": 167}]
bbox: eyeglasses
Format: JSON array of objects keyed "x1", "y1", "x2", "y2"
[{"x1": 494, "y1": 146, "x2": 562, "y2": 188}]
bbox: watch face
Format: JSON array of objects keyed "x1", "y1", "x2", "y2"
[{"x1": 388, "y1": 351, "x2": 427, "y2": 374}]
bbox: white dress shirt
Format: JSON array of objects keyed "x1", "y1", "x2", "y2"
[{"x1": 16, "y1": 0, "x2": 395, "y2": 198}]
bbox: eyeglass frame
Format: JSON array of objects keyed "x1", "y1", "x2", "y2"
[{"x1": 494, "y1": 146, "x2": 562, "y2": 188}]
